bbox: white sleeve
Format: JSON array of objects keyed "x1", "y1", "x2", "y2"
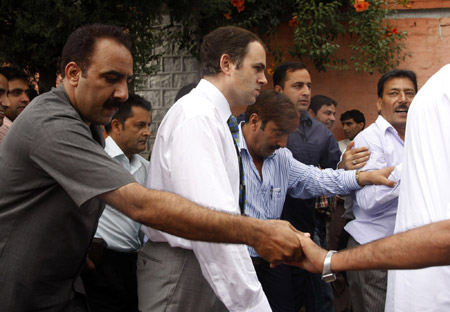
[{"x1": 167, "y1": 115, "x2": 271, "y2": 311}]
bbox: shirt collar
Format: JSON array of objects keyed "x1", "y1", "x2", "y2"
[
  {"x1": 197, "y1": 79, "x2": 232, "y2": 123},
  {"x1": 104, "y1": 136, "x2": 144, "y2": 173},
  {"x1": 299, "y1": 111, "x2": 313, "y2": 126},
  {"x1": 2, "y1": 116, "x2": 12, "y2": 127},
  {"x1": 375, "y1": 115, "x2": 400, "y2": 137}
]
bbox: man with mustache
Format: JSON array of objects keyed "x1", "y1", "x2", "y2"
[
  {"x1": 0, "y1": 66, "x2": 31, "y2": 143},
  {"x1": 343, "y1": 69, "x2": 417, "y2": 312},
  {"x1": 82, "y1": 93, "x2": 151, "y2": 312},
  {"x1": 240, "y1": 90, "x2": 394, "y2": 312},
  {"x1": 0, "y1": 24, "x2": 305, "y2": 312}
]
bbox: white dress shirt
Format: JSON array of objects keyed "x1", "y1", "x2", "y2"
[
  {"x1": 344, "y1": 115, "x2": 402, "y2": 244},
  {"x1": 386, "y1": 65, "x2": 450, "y2": 312},
  {"x1": 95, "y1": 136, "x2": 148, "y2": 251},
  {"x1": 338, "y1": 138, "x2": 350, "y2": 153},
  {"x1": 142, "y1": 79, "x2": 270, "y2": 311}
]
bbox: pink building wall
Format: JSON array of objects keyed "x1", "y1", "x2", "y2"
[{"x1": 265, "y1": 2, "x2": 450, "y2": 140}]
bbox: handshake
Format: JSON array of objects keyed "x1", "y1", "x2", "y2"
[
  {"x1": 251, "y1": 219, "x2": 328, "y2": 275},
  {"x1": 250, "y1": 165, "x2": 398, "y2": 276}
]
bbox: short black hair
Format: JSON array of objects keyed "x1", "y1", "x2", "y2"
[
  {"x1": 340, "y1": 109, "x2": 366, "y2": 129},
  {"x1": 0, "y1": 67, "x2": 8, "y2": 80},
  {"x1": 60, "y1": 24, "x2": 132, "y2": 78},
  {"x1": 309, "y1": 95, "x2": 337, "y2": 114},
  {"x1": 273, "y1": 62, "x2": 308, "y2": 88},
  {"x1": 105, "y1": 93, "x2": 151, "y2": 133},
  {"x1": 0, "y1": 66, "x2": 30, "y2": 83},
  {"x1": 377, "y1": 69, "x2": 417, "y2": 98},
  {"x1": 200, "y1": 26, "x2": 265, "y2": 77}
]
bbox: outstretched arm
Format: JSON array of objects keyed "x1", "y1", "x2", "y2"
[
  {"x1": 289, "y1": 220, "x2": 450, "y2": 273},
  {"x1": 99, "y1": 182, "x2": 304, "y2": 264}
]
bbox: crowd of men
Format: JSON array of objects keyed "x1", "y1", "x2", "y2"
[{"x1": 1, "y1": 23, "x2": 450, "y2": 312}]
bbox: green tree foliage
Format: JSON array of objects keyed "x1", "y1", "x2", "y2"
[
  {"x1": 0, "y1": 0, "x2": 164, "y2": 92},
  {"x1": 0, "y1": 0, "x2": 410, "y2": 92},
  {"x1": 165, "y1": 0, "x2": 410, "y2": 74}
]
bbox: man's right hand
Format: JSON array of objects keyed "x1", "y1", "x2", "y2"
[
  {"x1": 285, "y1": 234, "x2": 328, "y2": 273},
  {"x1": 250, "y1": 219, "x2": 305, "y2": 266}
]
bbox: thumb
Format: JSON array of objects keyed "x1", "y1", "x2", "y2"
[{"x1": 346, "y1": 140, "x2": 355, "y2": 151}]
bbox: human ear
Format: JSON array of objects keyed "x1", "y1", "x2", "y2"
[
  {"x1": 65, "y1": 62, "x2": 82, "y2": 87},
  {"x1": 219, "y1": 54, "x2": 234, "y2": 75},
  {"x1": 274, "y1": 85, "x2": 283, "y2": 93}
]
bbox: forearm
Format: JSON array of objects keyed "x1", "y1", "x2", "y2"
[
  {"x1": 101, "y1": 183, "x2": 261, "y2": 245},
  {"x1": 331, "y1": 220, "x2": 450, "y2": 271},
  {"x1": 101, "y1": 183, "x2": 303, "y2": 264},
  {"x1": 289, "y1": 160, "x2": 359, "y2": 199}
]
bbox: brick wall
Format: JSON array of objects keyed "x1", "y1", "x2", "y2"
[{"x1": 267, "y1": 7, "x2": 450, "y2": 140}]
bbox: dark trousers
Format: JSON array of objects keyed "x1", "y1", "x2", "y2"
[
  {"x1": 252, "y1": 258, "x2": 316, "y2": 312},
  {"x1": 328, "y1": 199, "x2": 351, "y2": 312},
  {"x1": 311, "y1": 212, "x2": 335, "y2": 312},
  {"x1": 82, "y1": 248, "x2": 138, "y2": 312}
]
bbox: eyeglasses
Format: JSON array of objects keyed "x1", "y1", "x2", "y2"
[{"x1": 8, "y1": 88, "x2": 31, "y2": 97}]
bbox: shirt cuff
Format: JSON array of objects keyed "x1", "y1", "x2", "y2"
[{"x1": 345, "y1": 169, "x2": 361, "y2": 191}]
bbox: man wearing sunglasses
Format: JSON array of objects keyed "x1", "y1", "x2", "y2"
[{"x1": 0, "y1": 66, "x2": 31, "y2": 143}]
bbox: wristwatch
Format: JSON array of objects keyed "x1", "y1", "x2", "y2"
[{"x1": 321, "y1": 250, "x2": 337, "y2": 283}]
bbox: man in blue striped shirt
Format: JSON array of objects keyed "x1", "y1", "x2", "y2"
[{"x1": 239, "y1": 90, "x2": 394, "y2": 312}]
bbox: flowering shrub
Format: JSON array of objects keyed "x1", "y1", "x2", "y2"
[
  {"x1": 165, "y1": 0, "x2": 410, "y2": 74},
  {"x1": 289, "y1": 0, "x2": 410, "y2": 74},
  {"x1": 354, "y1": 0, "x2": 370, "y2": 12}
]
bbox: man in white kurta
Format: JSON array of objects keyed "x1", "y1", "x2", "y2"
[{"x1": 385, "y1": 64, "x2": 450, "y2": 311}]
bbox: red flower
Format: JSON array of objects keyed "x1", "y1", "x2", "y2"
[
  {"x1": 289, "y1": 15, "x2": 298, "y2": 27},
  {"x1": 224, "y1": 12, "x2": 232, "y2": 20},
  {"x1": 231, "y1": 0, "x2": 244, "y2": 8},
  {"x1": 237, "y1": 4, "x2": 245, "y2": 13},
  {"x1": 354, "y1": 0, "x2": 369, "y2": 12},
  {"x1": 231, "y1": 0, "x2": 240, "y2": 7},
  {"x1": 385, "y1": 25, "x2": 399, "y2": 37}
]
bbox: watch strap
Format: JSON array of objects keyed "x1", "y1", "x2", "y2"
[{"x1": 321, "y1": 250, "x2": 337, "y2": 283}]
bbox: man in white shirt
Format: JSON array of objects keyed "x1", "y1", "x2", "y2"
[
  {"x1": 344, "y1": 69, "x2": 417, "y2": 312},
  {"x1": 0, "y1": 67, "x2": 31, "y2": 143},
  {"x1": 385, "y1": 64, "x2": 450, "y2": 312},
  {"x1": 330, "y1": 109, "x2": 365, "y2": 312},
  {"x1": 0, "y1": 69, "x2": 10, "y2": 127},
  {"x1": 137, "y1": 26, "x2": 273, "y2": 312},
  {"x1": 338, "y1": 109, "x2": 365, "y2": 153},
  {"x1": 288, "y1": 65, "x2": 450, "y2": 312},
  {"x1": 82, "y1": 93, "x2": 151, "y2": 312}
]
